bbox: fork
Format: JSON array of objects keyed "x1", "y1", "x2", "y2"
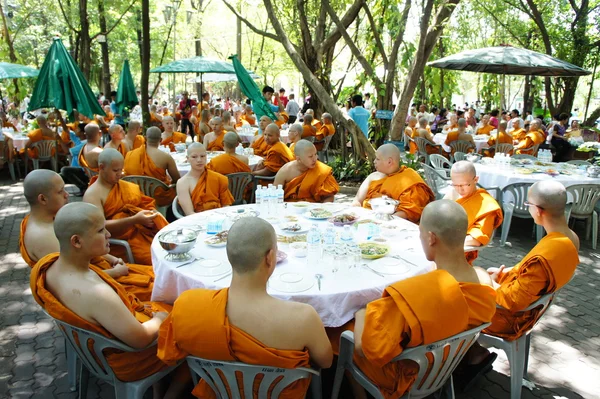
[
  {"x1": 361, "y1": 263, "x2": 385, "y2": 277},
  {"x1": 390, "y1": 255, "x2": 419, "y2": 267},
  {"x1": 175, "y1": 257, "x2": 204, "y2": 268}
]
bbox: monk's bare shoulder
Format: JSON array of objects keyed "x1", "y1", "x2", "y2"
[
  {"x1": 473, "y1": 266, "x2": 494, "y2": 287},
  {"x1": 566, "y1": 229, "x2": 580, "y2": 251},
  {"x1": 366, "y1": 171, "x2": 386, "y2": 182}
]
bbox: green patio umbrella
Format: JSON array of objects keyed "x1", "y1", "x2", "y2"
[
  {"x1": 150, "y1": 56, "x2": 237, "y2": 74},
  {"x1": 116, "y1": 60, "x2": 138, "y2": 115},
  {"x1": 28, "y1": 37, "x2": 104, "y2": 121},
  {"x1": 0, "y1": 62, "x2": 39, "y2": 80},
  {"x1": 229, "y1": 55, "x2": 276, "y2": 121}
]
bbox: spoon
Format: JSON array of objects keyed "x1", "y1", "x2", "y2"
[
  {"x1": 361, "y1": 263, "x2": 385, "y2": 277},
  {"x1": 175, "y1": 256, "x2": 204, "y2": 268},
  {"x1": 315, "y1": 274, "x2": 323, "y2": 291}
]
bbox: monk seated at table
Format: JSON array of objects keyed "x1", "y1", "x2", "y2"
[
  {"x1": 476, "y1": 114, "x2": 495, "y2": 135},
  {"x1": 459, "y1": 180, "x2": 580, "y2": 390},
  {"x1": 206, "y1": 132, "x2": 251, "y2": 175},
  {"x1": 104, "y1": 124, "x2": 128, "y2": 157},
  {"x1": 30, "y1": 202, "x2": 190, "y2": 397},
  {"x1": 444, "y1": 161, "x2": 503, "y2": 264},
  {"x1": 352, "y1": 143, "x2": 434, "y2": 223},
  {"x1": 252, "y1": 124, "x2": 294, "y2": 177},
  {"x1": 21, "y1": 170, "x2": 155, "y2": 301},
  {"x1": 157, "y1": 217, "x2": 333, "y2": 398},
  {"x1": 250, "y1": 116, "x2": 273, "y2": 157},
  {"x1": 405, "y1": 116, "x2": 419, "y2": 154},
  {"x1": 315, "y1": 113, "x2": 335, "y2": 151},
  {"x1": 23, "y1": 115, "x2": 66, "y2": 159},
  {"x1": 444, "y1": 118, "x2": 475, "y2": 151},
  {"x1": 442, "y1": 113, "x2": 458, "y2": 134},
  {"x1": 176, "y1": 143, "x2": 234, "y2": 215},
  {"x1": 124, "y1": 120, "x2": 145, "y2": 151},
  {"x1": 301, "y1": 114, "x2": 317, "y2": 139},
  {"x1": 508, "y1": 118, "x2": 526, "y2": 142},
  {"x1": 222, "y1": 111, "x2": 237, "y2": 133},
  {"x1": 84, "y1": 149, "x2": 169, "y2": 265},
  {"x1": 486, "y1": 120, "x2": 512, "y2": 148},
  {"x1": 515, "y1": 119, "x2": 545, "y2": 155},
  {"x1": 287, "y1": 123, "x2": 302, "y2": 155},
  {"x1": 124, "y1": 127, "x2": 180, "y2": 207},
  {"x1": 274, "y1": 110, "x2": 290, "y2": 129},
  {"x1": 160, "y1": 116, "x2": 187, "y2": 152},
  {"x1": 203, "y1": 117, "x2": 226, "y2": 151},
  {"x1": 239, "y1": 105, "x2": 257, "y2": 127},
  {"x1": 274, "y1": 140, "x2": 338, "y2": 203},
  {"x1": 78, "y1": 123, "x2": 103, "y2": 174},
  {"x1": 327, "y1": 200, "x2": 496, "y2": 399},
  {"x1": 149, "y1": 104, "x2": 163, "y2": 128}
]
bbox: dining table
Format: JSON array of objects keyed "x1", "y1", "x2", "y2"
[
  {"x1": 150, "y1": 203, "x2": 434, "y2": 327},
  {"x1": 170, "y1": 150, "x2": 263, "y2": 176},
  {"x1": 433, "y1": 133, "x2": 490, "y2": 153},
  {"x1": 237, "y1": 127, "x2": 290, "y2": 144}
]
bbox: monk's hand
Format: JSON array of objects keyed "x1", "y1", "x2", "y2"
[
  {"x1": 153, "y1": 311, "x2": 168, "y2": 322},
  {"x1": 488, "y1": 265, "x2": 505, "y2": 282},
  {"x1": 135, "y1": 210, "x2": 157, "y2": 227}
]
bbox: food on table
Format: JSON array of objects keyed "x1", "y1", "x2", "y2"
[
  {"x1": 281, "y1": 223, "x2": 303, "y2": 232},
  {"x1": 284, "y1": 215, "x2": 299, "y2": 222},
  {"x1": 515, "y1": 168, "x2": 534, "y2": 175},
  {"x1": 353, "y1": 219, "x2": 381, "y2": 227},
  {"x1": 559, "y1": 169, "x2": 573, "y2": 175},
  {"x1": 205, "y1": 230, "x2": 229, "y2": 245},
  {"x1": 277, "y1": 234, "x2": 307, "y2": 244},
  {"x1": 229, "y1": 209, "x2": 259, "y2": 221},
  {"x1": 535, "y1": 161, "x2": 553, "y2": 167},
  {"x1": 545, "y1": 169, "x2": 559, "y2": 176},
  {"x1": 308, "y1": 208, "x2": 332, "y2": 218},
  {"x1": 329, "y1": 213, "x2": 358, "y2": 224},
  {"x1": 358, "y1": 242, "x2": 390, "y2": 259}
]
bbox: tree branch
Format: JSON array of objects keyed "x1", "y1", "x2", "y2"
[
  {"x1": 567, "y1": 0, "x2": 580, "y2": 13},
  {"x1": 93, "y1": 0, "x2": 137, "y2": 39},
  {"x1": 296, "y1": 0, "x2": 314, "y2": 56},
  {"x1": 57, "y1": 0, "x2": 80, "y2": 33},
  {"x1": 222, "y1": 0, "x2": 281, "y2": 42},
  {"x1": 314, "y1": 0, "x2": 328, "y2": 47},
  {"x1": 475, "y1": 0, "x2": 526, "y2": 47},
  {"x1": 386, "y1": 0, "x2": 412, "y2": 82},
  {"x1": 321, "y1": 0, "x2": 363, "y2": 52},
  {"x1": 362, "y1": 2, "x2": 388, "y2": 68}
]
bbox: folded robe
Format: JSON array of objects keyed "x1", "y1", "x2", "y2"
[
  {"x1": 206, "y1": 132, "x2": 225, "y2": 151},
  {"x1": 301, "y1": 124, "x2": 316, "y2": 139},
  {"x1": 284, "y1": 161, "x2": 339, "y2": 202},
  {"x1": 19, "y1": 215, "x2": 155, "y2": 301},
  {"x1": 101, "y1": 179, "x2": 169, "y2": 265},
  {"x1": 189, "y1": 169, "x2": 234, "y2": 212},
  {"x1": 30, "y1": 253, "x2": 171, "y2": 382},
  {"x1": 484, "y1": 232, "x2": 579, "y2": 340},
  {"x1": 123, "y1": 146, "x2": 175, "y2": 207},
  {"x1": 515, "y1": 129, "x2": 545, "y2": 154},
  {"x1": 251, "y1": 135, "x2": 270, "y2": 157},
  {"x1": 206, "y1": 153, "x2": 251, "y2": 175},
  {"x1": 263, "y1": 142, "x2": 294, "y2": 173},
  {"x1": 161, "y1": 132, "x2": 187, "y2": 152},
  {"x1": 362, "y1": 166, "x2": 434, "y2": 223},
  {"x1": 157, "y1": 288, "x2": 311, "y2": 399},
  {"x1": 327, "y1": 270, "x2": 496, "y2": 399}
]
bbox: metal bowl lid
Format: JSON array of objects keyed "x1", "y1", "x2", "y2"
[{"x1": 159, "y1": 228, "x2": 199, "y2": 244}]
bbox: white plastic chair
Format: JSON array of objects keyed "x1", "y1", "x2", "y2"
[
  {"x1": 429, "y1": 153, "x2": 452, "y2": 178},
  {"x1": 54, "y1": 319, "x2": 179, "y2": 399},
  {"x1": 186, "y1": 356, "x2": 322, "y2": 399},
  {"x1": 516, "y1": 144, "x2": 539, "y2": 156},
  {"x1": 421, "y1": 162, "x2": 450, "y2": 200},
  {"x1": 415, "y1": 137, "x2": 443, "y2": 165},
  {"x1": 171, "y1": 195, "x2": 186, "y2": 219},
  {"x1": 122, "y1": 175, "x2": 173, "y2": 217},
  {"x1": 331, "y1": 323, "x2": 491, "y2": 399},
  {"x1": 495, "y1": 143, "x2": 514, "y2": 155},
  {"x1": 479, "y1": 292, "x2": 560, "y2": 399},
  {"x1": 565, "y1": 184, "x2": 600, "y2": 249},
  {"x1": 565, "y1": 159, "x2": 591, "y2": 166},
  {"x1": 499, "y1": 183, "x2": 543, "y2": 246},
  {"x1": 453, "y1": 152, "x2": 467, "y2": 162},
  {"x1": 449, "y1": 140, "x2": 476, "y2": 159},
  {"x1": 27, "y1": 140, "x2": 57, "y2": 173},
  {"x1": 511, "y1": 154, "x2": 536, "y2": 161}
]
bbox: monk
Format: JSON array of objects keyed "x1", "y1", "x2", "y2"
[
  {"x1": 327, "y1": 200, "x2": 496, "y2": 399},
  {"x1": 274, "y1": 110, "x2": 290, "y2": 129},
  {"x1": 222, "y1": 111, "x2": 237, "y2": 132},
  {"x1": 124, "y1": 127, "x2": 180, "y2": 207},
  {"x1": 189, "y1": 106, "x2": 200, "y2": 137},
  {"x1": 405, "y1": 116, "x2": 418, "y2": 154},
  {"x1": 508, "y1": 118, "x2": 526, "y2": 142},
  {"x1": 198, "y1": 109, "x2": 212, "y2": 141},
  {"x1": 301, "y1": 114, "x2": 317, "y2": 139},
  {"x1": 124, "y1": 120, "x2": 145, "y2": 151},
  {"x1": 21, "y1": 170, "x2": 155, "y2": 301},
  {"x1": 157, "y1": 217, "x2": 333, "y2": 398},
  {"x1": 252, "y1": 124, "x2": 294, "y2": 177},
  {"x1": 250, "y1": 116, "x2": 273, "y2": 157},
  {"x1": 487, "y1": 120, "x2": 512, "y2": 147},
  {"x1": 445, "y1": 118, "x2": 475, "y2": 148},
  {"x1": 476, "y1": 114, "x2": 495, "y2": 135},
  {"x1": 287, "y1": 123, "x2": 302, "y2": 155},
  {"x1": 315, "y1": 113, "x2": 335, "y2": 151},
  {"x1": 203, "y1": 117, "x2": 226, "y2": 151},
  {"x1": 78, "y1": 124, "x2": 103, "y2": 173},
  {"x1": 176, "y1": 143, "x2": 234, "y2": 215},
  {"x1": 83, "y1": 149, "x2": 169, "y2": 265},
  {"x1": 352, "y1": 144, "x2": 434, "y2": 223},
  {"x1": 274, "y1": 140, "x2": 338, "y2": 203},
  {"x1": 30, "y1": 202, "x2": 189, "y2": 397},
  {"x1": 23, "y1": 115, "x2": 65, "y2": 159},
  {"x1": 104, "y1": 124, "x2": 128, "y2": 157},
  {"x1": 462, "y1": 180, "x2": 580, "y2": 388},
  {"x1": 160, "y1": 116, "x2": 187, "y2": 152},
  {"x1": 206, "y1": 132, "x2": 251, "y2": 175},
  {"x1": 442, "y1": 113, "x2": 459, "y2": 134},
  {"x1": 515, "y1": 119, "x2": 545, "y2": 155},
  {"x1": 149, "y1": 104, "x2": 163, "y2": 127},
  {"x1": 444, "y1": 161, "x2": 503, "y2": 264},
  {"x1": 239, "y1": 105, "x2": 256, "y2": 126},
  {"x1": 305, "y1": 108, "x2": 323, "y2": 130}
]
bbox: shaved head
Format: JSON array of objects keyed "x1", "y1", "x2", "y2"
[
  {"x1": 162, "y1": 116, "x2": 174, "y2": 123},
  {"x1": 109, "y1": 124, "x2": 123, "y2": 137},
  {"x1": 377, "y1": 143, "x2": 400, "y2": 162},
  {"x1": 294, "y1": 139, "x2": 315, "y2": 157},
  {"x1": 418, "y1": 117, "x2": 428, "y2": 127},
  {"x1": 322, "y1": 113, "x2": 332, "y2": 122},
  {"x1": 54, "y1": 202, "x2": 104, "y2": 250},
  {"x1": 303, "y1": 114, "x2": 313, "y2": 124},
  {"x1": 306, "y1": 109, "x2": 315, "y2": 115},
  {"x1": 227, "y1": 217, "x2": 277, "y2": 274},
  {"x1": 128, "y1": 120, "x2": 141, "y2": 132},
  {"x1": 421, "y1": 200, "x2": 469, "y2": 248},
  {"x1": 528, "y1": 181, "x2": 567, "y2": 217},
  {"x1": 24, "y1": 170, "x2": 62, "y2": 206},
  {"x1": 98, "y1": 148, "x2": 124, "y2": 166},
  {"x1": 201, "y1": 109, "x2": 210, "y2": 121},
  {"x1": 187, "y1": 142, "x2": 206, "y2": 156},
  {"x1": 375, "y1": 143, "x2": 401, "y2": 174},
  {"x1": 84, "y1": 123, "x2": 100, "y2": 140},
  {"x1": 458, "y1": 118, "x2": 467, "y2": 128},
  {"x1": 36, "y1": 115, "x2": 47, "y2": 125},
  {"x1": 288, "y1": 123, "x2": 303, "y2": 140},
  {"x1": 223, "y1": 132, "x2": 240, "y2": 149},
  {"x1": 222, "y1": 111, "x2": 232, "y2": 123},
  {"x1": 146, "y1": 127, "x2": 162, "y2": 144},
  {"x1": 451, "y1": 161, "x2": 476, "y2": 178},
  {"x1": 499, "y1": 121, "x2": 507, "y2": 130},
  {"x1": 408, "y1": 116, "x2": 417, "y2": 124}
]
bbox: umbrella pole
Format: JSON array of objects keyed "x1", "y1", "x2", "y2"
[{"x1": 501, "y1": 73, "x2": 506, "y2": 111}]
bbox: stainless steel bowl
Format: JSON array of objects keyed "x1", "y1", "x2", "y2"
[
  {"x1": 368, "y1": 196, "x2": 399, "y2": 220},
  {"x1": 158, "y1": 228, "x2": 200, "y2": 255}
]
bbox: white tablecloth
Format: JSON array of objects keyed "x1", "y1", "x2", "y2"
[
  {"x1": 238, "y1": 129, "x2": 290, "y2": 144},
  {"x1": 150, "y1": 204, "x2": 433, "y2": 327},
  {"x1": 433, "y1": 133, "x2": 489, "y2": 153},
  {"x1": 12, "y1": 136, "x2": 28, "y2": 151},
  {"x1": 171, "y1": 151, "x2": 263, "y2": 176}
]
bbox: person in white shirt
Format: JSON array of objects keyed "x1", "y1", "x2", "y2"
[
  {"x1": 363, "y1": 93, "x2": 373, "y2": 110},
  {"x1": 19, "y1": 96, "x2": 30, "y2": 118},
  {"x1": 285, "y1": 93, "x2": 301, "y2": 124}
]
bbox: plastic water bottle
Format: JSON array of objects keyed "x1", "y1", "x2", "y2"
[
  {"x1": 340, "y1": 225, "x2": 355, "y2": 244},
  {"x1": 261, "y1": 186, "x2": 269, "y2": 215},
  {"x1": 255, "y1": 186, "x2": 262, "y2": 210},
  {"x1": 276, "y1": 184, "x2": 284, "y2": 213},
  {"x1": 323, "y1": 226, "x2": 336, "y2": 245},
  {"x1": 307, "y1": 224, "x2": 322, "y2": 263}
]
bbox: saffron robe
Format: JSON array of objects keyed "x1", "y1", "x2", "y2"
[
  {"x1": 78, "y1": 145, "x2": 100, "y2": 173},
  {"x1": 515, "y1": 130, "x2": 545, "y2": 155},
  {"x1": 406, "y1": 127, "x2": 418, "y2": 154},
  {"x1": 301, "y1": 124, "x2": 316, "y2": 139},
  {"x1": 123, "y1": 146, "x2": 176, "y2": 207},
  {"x1": 25, "y1": 128, "x2": 55, "y2": 158},
  {"x1": 315, "y1": 123, "x2": 335, "y2": 151},
  {"x1": 251, "y1": 135, "x2": 270, "y2": 157},
  {"x1": 207, "y1": 153, "x2": 251, "y2": 175},
  {"x1": 189, "y1": 169, "x2": 234, "y2": 212},
  {"x1": 284, "y1": 161, "x2": 339, "y2": 202},
  {"x1": 476, "y1": 125, "x2": 494, "y2": 135},
  {"x1": 129, "y1": 135, "x2": 146, "y2": 150},
  {"x1": 263, "y1": 141, "x2": 294, "y2": 173},
  {"x1": 206, "y1": 132, "x2": 225, "y2": 151},
  {"x1": 161, "y1": 132, "x2": 187, "y2": 152}
]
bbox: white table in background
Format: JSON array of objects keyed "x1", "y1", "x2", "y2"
[
  {"x1": 150, "y1": 204, "x2": 433, "y2": 327},
  {"x1": 171, "y1": 151, "x2": 263, "y2": 176},
  {"x1": 433, "y1": 133, "x2": 490, "y2": 153},
  {"x1": 238, "y1": 128, "x2": 290, "y2": 144}
]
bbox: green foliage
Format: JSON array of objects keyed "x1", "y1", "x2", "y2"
[{"x1": 330, "y1": 155, "x2": 373, "y2": 182}]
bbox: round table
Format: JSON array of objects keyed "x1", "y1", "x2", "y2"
[
  {"x1": 150, "y1": 204, "x2": 433, "y2": 327},
  {"x1": 238, "y1": 128, "x2": 290, "y2": 144},
  {"x1": 433, "y1": 133, "x2": 489, "y2": 153},
  {"x1": 171, "y1": 151, "x2": 263, "y2": 176}
]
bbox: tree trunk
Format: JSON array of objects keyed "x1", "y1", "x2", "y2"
[
  {"x1": 0, "y1": 1, "x2": 20, "y2": 99},
  {"x1": 195, "y1": 15, "x2": 203, "y2": 96},
  {"x1": 235, "y1": 6, "x2": 242, "y2": 99},
  {"x1": 136, "y1": 9, "x2": 143, "y2": 65},
  {"x1": 522, "y1": 75, "x2": 531, "y2": 115},
  {"x1": 78, "y1": 0, "x2": 92, "y2": 79},
  {"x1": 98, "y1": 0, "x2": 111, "y2": 96},
  {"x1": 141, "y1": 0, "x2": 151, "y2": 129}
]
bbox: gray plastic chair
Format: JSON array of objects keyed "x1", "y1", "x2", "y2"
[
  {"x1": 82, "y1": 166, "x2": 98, "y2": 179},
  {"x1": 53, "y1": 319, "x2": 179, "y2": 399},
  {"x1": 516, "y1": 144, "x2": 539, "y2": 156},
  {"x1": 565, "y1": 159, "x2": 591, "y2": 166},
  {"x1": 316, "y1": 134, "x2": 334, "y2": 162},
  {"x1": 495, "y1": 143, "x2": 514, "y2": 155},
  {"x1": 449, "y1": 140, "x2": 476, "y2": 158},
  {"x1": 565, "y1": 184, "x2": 600, "y2": 249},
  {"x1": 108, "y1": 238, "x2": 135, "y2": 263},
  {"x1": 421, "y1": 163, "x2": 450, "y2": 200},
  {"x1": 122, "y1": 175, "x2": 173, "y2": 217},
  {"x1": 226, "y1": 172, "x2": 254, "y2": 205},
  {"x1": 453, "y1": 151, "x2": 467, "y2": 162},
  {"x1": 479, "y1": 292, "x2": 561, "y2": 399},
  {"x1": 429, "y1": 153, "x2": 452, "y2": 178},
  {"x1": 171, "y1": 195, "x2": 186, "y2": 219},
  {"x1": 511, "y1": 154, "x2": 536, "y2": 161},
  {"x1": 415, "y1": 137, "x2": 443, "y2": 165},
  {"x1": 26, "y1": 140, "x2": 57, "y2": 173},
  {"x1": 331, "y1": 323, "x2": 491, "y2": 399},
  {"x1": 499, "y1": 183, "x2": 543, "y2": 246},
  {"x1": 186, "y1": 356, "x2": 322, "y2": 399}
]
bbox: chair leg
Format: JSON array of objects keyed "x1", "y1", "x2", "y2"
[
  {"x1": 66, "y1": 341, "x2": 77, "y2": 392},
  {"x1": 500, "y1": 215, "x2": 513, "y2": 246},
  {"x1": 330, "y1": 361, "x2": 346, "y2": 399},
  {"x1": 523, "y1": 334, "x2": 531, "y2": 379},
  {"x1": 310, "y1": 373, "x2": 323, "y2": 399},
  {"x1": 506, "y1": 335, "x2": 528, "y2": 399},
  {"x1": 78, "y1": 362, "x2": 89, "y2": 399},
  {"x1": 8, "y1": 163, "x2": 16, "y2": 181},
  {"x1": 535, "y1": 224, "x2": 544, "y2": 242},
  {"x1": 32, "y1": 159, "x2": 39, "y2": 170},
  {"x1": 593, "y1": 212, "x2": 598, "y2": 250}
]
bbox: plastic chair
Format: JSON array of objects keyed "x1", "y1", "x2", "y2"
[
  {"x1": 27, "y1": 140, "x2": 57, "y2": 173},
  {"x1": 122, "y1": 175, "x2": 173, "y2": 217},
  {"x1": 499, "y1": 183, "x2": 543, "y2": 246},
  {"x1": 316, "y1": 134, "x2": 334, "y2": 163},
  {"x1": 566, "y1": 160, "x2": 591, "y2": 166},
  {"x1": 415, "y1": 137, "x2": 443, "y2": 165},
  {"x1": 495, "y1": 143, "x2": 514, "y2": 155},
  {"x1": 421, "y1": 163, "x2": 450, "y2": 200},
  {"x1": 2, "y1": 142, "x2": 21, "y2": 181},
  {"x1": 53, "y1": 319, "x2": 179, "y2": 399},
  {"x1": 403, "y1": 131, "x2": 414, "y2": 152},
  {"x1": 82, "y1": 167, "x2": 98, "y2": 179},
  {"x1": 331, "y1": 323, "x2": 491, "y2": 399},
  {"x1": 565, "y1": 184, "x2": 600, "y2": 249},
  {"x1": 109, "y1": 239, "x2": 135, "y2": 263},
  {"x1": 186, "y1": 356, "x2": 322, "y2": 399},
  {"x1": 511, "y1": 154, "x2": 536, "y2": 161},
  {"x1": 429, "y1": 153, "x2": 452, "y2": 178},
  {"x1": 449, "y1": 140, "x2": 475, "y2": 159},
  {"x1": 453, "y1": 152, "x2": 467, "y2": 162},
  {"x1": 516, "y1": 144, "x2": 539, "y2": 156},
  {"x1": 226, "y1": 172, "x2": 254, "y2": 205},
  {"x1": 171, "y1": 195, "x2": 186, "y2": 219},
  {"x1": 479, "y1": 292, "x2": 561, "y2": 399}
]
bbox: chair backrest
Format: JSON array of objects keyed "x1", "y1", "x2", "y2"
[
  {"x1": 511, "y1": 154, "x2": 536, "y2": 160},
  {"x1": 421, "y1": 162, "x2": 448, "y2": 199},
  {"x1": 429, "y1": 153, "x2": 452, "y2": 170},
  {"x1": 305, "y1": 136, "x2": 315, "y2": 143},
  {"x1": 83, "y1": 167, "x2": 98, "y2": 179},
  {"x1": 227, "y1": 172, "x2": 254, "y2": 205},
  {"x1": 565, "y1": 184, "x2": 600, "y2": 217},
  {"x1": 501, "y1": 182, "x2": 533, "y2": 215},
  {"x1": 172, "y1": 195, "x2": 185, "y2": 219},
  {"x1": 320, "y1": 134, "x2": 334, "y2": 152},
  {"x1": 186, "y1": 356, "x2": 318, "y2": 399},
  {"x1": 33, "y1": 140, "x2": 56, "y2": 159},
  {"x1": 453, "y1": 151, "x2": 467, "y2": 162},
  {"x1": 122, "y1": 175, "x2": 169, "y2": 198},
  {"x1": 566, "y1": 160, "x2": 591, "y2": 166},
  {"x1": 449, "y1": 140, "x2": 475, "y2": 154},
  {"x1": 495, "y1": 143, "x2": 514, "y2": 154},
  {"x1": 404, "y1": 131, "x2": 414, "y2": 151}
]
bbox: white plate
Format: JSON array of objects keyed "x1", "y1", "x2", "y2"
[
  {"x1": 227, "y1": 208, "x2": 259, "y2": 220},
  {"x1": 189, "y1": 261, "x2": 231, "y2": 277},
  {"x1": 268, "y1": 273, "x2": 315, "y2": 293},
  {"x1": 279, "y1": 222, "x2": 310, "y2": 235},
  {"x1": 204, "y1": 239, "x2": 227, "y2": 247},
  {"x1": 367, "y1": 257, "x2": 413, "y2": 275},
  {"x1": 303, "y1": 210, "x2": 332, "y2": 220}
]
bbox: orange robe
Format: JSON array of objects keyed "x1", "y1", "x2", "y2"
[
  {"x1": 511, "y1": 128, "x2": 526, "y2": 141},
  {"x1": 161, "y1": 132, "x2": 187, "y2": 152},
  {"x1": 149, "y1": 112, "x2": 162, "y2": 127},
  {"x1": 108, "y1": 141, "x2": 128, "y2": 157},
  {"x1": 189, "y1": 169, "x2": 234, "y2": 212},
  {"x1": 315, "y1": 123, "x2": 335, "y2": 151},
  {"x1": 456, "y1": 188, "x2": 503, "y2": 264},
  {"x1": 101, "y1": 179, "x2": 169, "y2": 265},
  {"x1": 488, "y1": 131, "x2": 512, "y2": 146},
  {"x1": 515, "y1": 129, "x2": 545, "y2": 155},
  {"x1": 275, "y1": 111, "x2": 290, "y2": 128},
  {"x1": 78, "y1": 145, "x2": 100, "y2": 173},
  {"x1": 311, "y1": 118, "x2": 323, "y2": 130},
  {"x1": 263, "y1": 141, "x2": 294, "y2": 173},
  {"x1": 327, "y1": 270, "x2": 496, "y2": 399},
  {"x1": 206, "y1": 153, "x2": 251, "y2": 175},
  {"x1": 19, "y1": 215, "x2": 155, "y2": 301},
  {"x1": 240, "y1": 114, "x2": 256, "y2": 126},
  {"x1": 362, "y1": 167, "x2": 434, "y2": 223},
  {"x1": 123, "y1": 146, "x2": 176, "y2": 207},
  {"x1": 476, "y1": 125, "x2": 494, "y2": 135},
  {"x1": 301, "y1": 124, "x2": 316, "y2": 139},
  {"x1": 284, "y1": 161, "x2": 339, "y2": 202},
  {"x1": 30, "y1": 253, "x2": 171, "y2": 382},
  {"x1": 24, "y1": 128, "x2": 56, "y2": 158},
  {"x1": 206, "y1": 131, "x2": 225, "y2": 151},
  {"x1": 406, "y1": 127, "x2": 418, "y2": 154},
  {"x1": 59, "y1": 128, "x2": 74, "y2": 153},
  {"x1": 289, "y1": 141, "x2": 297, "y2": 156},
  {"x1": 444, "y1": 130, "x2": 459, "y2": 146},
  {"x1": 484, "y1": 232, "x2": 579, "y2": 340},
  {"x1": 251, "y1": 135, "x2": 270, "y2": 157},
  {"x1": 157, "y1": 288, "x2": 311, "y2": 399},
  {"x1": 130, "y1": 135, "x2": 146, "y2": 150}
]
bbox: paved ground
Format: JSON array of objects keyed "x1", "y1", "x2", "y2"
[{"x1": 0, "y1": 172, "x2": 598, "y2": 398}]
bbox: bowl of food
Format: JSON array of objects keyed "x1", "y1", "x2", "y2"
[
  {"x1": 174, "y1": 143, "x2": 187, "y2": 153},
  {"x1": 291, "y1": 202, "x2": 311, "y2": 214},
  {"x1": 368, "y1": 196, "x2": 399, "y2": 221},
  {"x1": 328, "y1": 213, "x2": 359, "y2": 226},
  {"x1": 205, "y1": 230, "x2": 229, "y2": 247},
  {"x1": 158, "y1": 228, "x2": 201, "y2": 261},
  {"x1": 290, "y1": 242, "x2": 307, "y2": 258},
  {"x1": 304, "y1": 208, "x2": 333, "y2": 220},
  {"x1": 358, "y1": 242, "x2": 390, "y2": 259}
]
